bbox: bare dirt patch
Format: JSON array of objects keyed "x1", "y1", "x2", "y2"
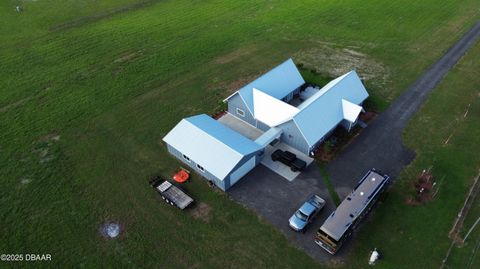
[
  {"x1": 190, "y1": 202, "x2": 212, "y2": 222},
  {"x1": 210, "y1": 73, "x2": 262, "y2": 98},
  {"x1": 34, "y1": 132, "x2": 61, "y2": 164},
  {"x1": 39, "y1": 132, "x2": 61, "y2": 142},
  {"x1": 0, "y1": 96, "x2": 33, "y2": 113},
  {"x1": 113, "y1": 50, "x2": 143, "y2": 64},
  {"x1": 49, "y1": 0, "x2": 157, "y2": 32},
  {"x1": 213, "y1": 46, "x2": 257, "y2": 65},
  {"x1": 294, "y1": 45, "x2": 389, "y2": 90},
  {"x1": 405, "y1": 169, "x2": 436, "y2": 206}
]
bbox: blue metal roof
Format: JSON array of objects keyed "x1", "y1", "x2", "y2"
[
  {"x1": 163, "y1": 114, "x2": 262, "y2": 180},
  {"x1": 293, "y1": 71, "x2": 369, "y2": 146},
  {"x1": 235, "y1": 58, "x2": 305, "y2": 114},
  {"x1": 254, "y1": 127, "x2": 282, "y2": 147}
]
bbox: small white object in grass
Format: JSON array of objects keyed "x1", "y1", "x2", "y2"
[
  {"x1": 103, "y1": 223, "x2": 121, "y2": 238},
  {"x1": 369, "y1": 248, "x2": 380, "y2": 265},
  {"x1": 16, "y1": 6, "x2": 21, "y2": 12}
]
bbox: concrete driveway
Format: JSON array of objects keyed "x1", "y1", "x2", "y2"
[{"x1": 261, "y1": 142, "x2": 314, "y2": 181}]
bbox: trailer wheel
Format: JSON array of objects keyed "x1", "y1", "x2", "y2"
[
  {"x1": 165, "y1": 199, "x2": 170, "y2": 204},
  {"x1": 170, "y1": 201, "x2": 174, "y2": 206},
  {"x1": 161, "y1": 196, "x2": 165, "y2": 200}
]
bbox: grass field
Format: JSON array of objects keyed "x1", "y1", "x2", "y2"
[
  {"x1": 447, "y1": 183, "x2": 480, "y2": 269},
  {"x1": 1, "y1": 0, "x2": 479, "y2": 267}
]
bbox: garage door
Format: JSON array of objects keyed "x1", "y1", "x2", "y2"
[{"x1": 229, "y1": 157, "x2": 256, "y2": 186}]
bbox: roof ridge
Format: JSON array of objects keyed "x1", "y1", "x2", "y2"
[{"x1": 296, "y1": 71, "x2": 354, "y2": 111}]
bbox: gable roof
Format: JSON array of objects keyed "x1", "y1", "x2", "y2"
[
  {"x1": 163, "y1": 114, "x2": 262, "y2": 180},
  {"x1": 293, "y1": 71, "x2": 369, "y2": 146},
  {"x1": 342, "y1": 99, "x2": 363, "y2": 123},
  {"x1": 227, "y1": 58, "x2": 305, "y2": 114},
  {"x1": 252, "y1": 88, "x2": 299, "y2": 127}
]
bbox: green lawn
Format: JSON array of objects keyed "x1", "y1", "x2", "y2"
[
  {"x1": 1, "y1": 0, "x2": 479, "y2": 267},
  {"x1": 447, "y1": 185, "x2": 480, "y2": 269}
]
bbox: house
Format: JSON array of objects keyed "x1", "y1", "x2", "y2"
[
  {"x1": 224, "y1": 58, "x2": 369, "y2": 155},
  {"x1": 163, "y1": 58, "x2": 369, "y2": 190},
  {"x1": 162, "y1": 114, "x2": 263, "y2": 191}
]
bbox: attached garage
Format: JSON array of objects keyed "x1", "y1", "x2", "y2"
[
  {"x1": 163, "y1": 114, "x2": 263, "y2": 191},
  {"x1": 229, "y1": 156, "x2": 256, "y2": 186}
]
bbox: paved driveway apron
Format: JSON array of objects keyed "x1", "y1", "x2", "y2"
[
  {"x1": 229, "y1": 164, "x2": 338, "y2": 262},
  {"x1": 229, "y1": 21, "x2": 480, "y2": 263}
]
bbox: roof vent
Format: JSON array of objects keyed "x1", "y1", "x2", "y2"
[
  {"x1": 372, "y1": 177, "x2": 376, "y2": 182},
  {"x1": 349, "y1": 214, "x2": 354, "y2": 218},
  {"x1": 360, "y1": 192, "x2": 364, "y2": 196},
  {"x1": 347, "y1": 197, "x2": 352, "y2": 201}
]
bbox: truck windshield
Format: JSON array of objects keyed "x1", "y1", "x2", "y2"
[{"x1": 295, "y1": 210, "x2": 308, "y2": 221}]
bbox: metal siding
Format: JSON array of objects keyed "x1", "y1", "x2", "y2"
[
  {"x1": 167, "y1": 145, "x2": 225, "y2": 189},
  {"x1": 225, "y1": 151, "x2": 263, "y2": 190},
  {"x1": 229, "y1": 157, "x2": 256, "y2": 186},
  {"x1": 227, "y1": 94, "x2": 257, "y2": 127},
  {"x1": 282, "y1": 86, "x2": 301, "y2": 103},
  {"x1": 277, "y1": 120, "x2": 310, "y2": 154},
  {"x1": 256, "y1": 120, "x2": 270, "y2": 132}
]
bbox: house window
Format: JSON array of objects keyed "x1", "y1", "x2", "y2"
[
  {"x1": 197, "y1": 164, "x2": 205, "y2": 173},
  {"x1": 182, "y1": 154, "x2": 191, "y2": 162},
  {"x1": 236, "y1": 108, "x2": 245, "y2": 117}
]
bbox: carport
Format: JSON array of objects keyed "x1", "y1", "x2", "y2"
[{"x1": 261, "y1": 142, "x2": 314, "y2": 181}]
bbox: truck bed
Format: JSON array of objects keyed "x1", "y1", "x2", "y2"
[{"x1": 308, "y1": 194, "x2": 326, "y2": 209}]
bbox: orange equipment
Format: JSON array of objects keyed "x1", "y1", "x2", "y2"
[{"x1": 173, "y1": 169, "x2": 190, "y2": 183}]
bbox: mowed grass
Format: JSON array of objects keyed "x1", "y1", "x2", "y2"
[
  {"x1": 447, "y1": 190, "x2": 480, "y2": 269},
  {"x1": 1, "y1": 0, "x2": 479, "y2": 267},
  {"x1": 345, "y1": 42, "x2": 480, "y2": 269}
]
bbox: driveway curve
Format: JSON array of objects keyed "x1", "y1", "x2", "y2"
[{"x1": 328, "y1": 21, "x2": 480, "y2": 198}]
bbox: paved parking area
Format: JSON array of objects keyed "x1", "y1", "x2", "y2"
[
  {"x1": 261, "y1": 142, "x2": 314, "y2": 181},
  {"x1": 229, "y1": 164, "x2": 352, "y2": 263}
]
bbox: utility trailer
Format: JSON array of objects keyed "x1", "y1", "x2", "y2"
[{"x1": 151, "y1": 180, "x2": 194, "y2": 210}]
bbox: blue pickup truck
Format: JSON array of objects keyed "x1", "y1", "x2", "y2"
[{"x1": 289, "y1": 194, "x2": 326, "y2": 232}]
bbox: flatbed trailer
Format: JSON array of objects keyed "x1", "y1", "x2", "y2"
[{"x1": 152, "y1": 180, "x2": 194, "y2": 210}]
